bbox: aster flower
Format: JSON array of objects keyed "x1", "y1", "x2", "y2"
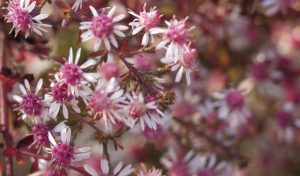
[
  {"x1": 162, "y1": 45, "x2": 198, "y2": 85},
  {"x1": 151, "y1": 17, "x2": 191, "y2": 63},
  {"x1": 57, "y1": 47, "x2": 98, "y2": 97},
  {"x1": 128, "y1": 3, "x2": 162, "y2": 46},
  {"x1": 79, "y1": 6, "x2": 128, "y2": 56},
  {"x1": 29, "y1": 123, "x2": 51, "y2": 150},
  {"x1": 4, "y1": 0, "x2": 51, "y2": 37},
  {"x1": 87, "y1": 78, "x2": 128, "y2": 131},
  {"x1": 171, "y1": 89, "x2": 200, "y2": 119},
  {"x1": 213, "y1": 89, "x2": 251, "y2": 134},
  {"x1": 84, "y1": 158, "x2": 134, "y2": 176},
  {"x1": 46, "y1": 128, "x2": 91, "y2": 168},
  {"x1": 160, "y1": 148, "x2": 195, "y2": 176},
  {"x1": 123, "y1": 92, "x2": 164, "y2": 130},
  {"x1": 44, "y1": 81, "x2": 81, "y2": 119},
  {"x1": 12, "y1": 79, "x2": 48, "y2": 122},
  {"x1": 189, "y1": 154, "x2": 233, "y2": 176}
]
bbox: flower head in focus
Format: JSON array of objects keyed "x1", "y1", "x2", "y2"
[
  {"x1": 152, "y1": 17, "x2": 191, "y2": 63},
  {"x1": 80, "y1": 6, "x2": 128, "y2": 58},
  {"x1": 44, "y1": 81, "x2": 81, "y2": 119},
  {"x1": 162, "y1": 45, "x2": 198, "y2": 85},
  {"x1": 87, "y1": 78, "x2": 129, "y2": 131},
  {"x1": 46, "y1": 128, "x2": 91, "y2": 169},
  {"x1": 128, "y1": 3, "x2": 162, "y2": 46},
  {"x1": 124, "y1": 92, "x2": 164, "y2": 131},
  {"x1": 57, "y1": 47, "x2": 98, "y2": 98},
  {"x1": 4, "y1": 0, "x2": 51, "y2": 37},
  {"x1": 12, "y1": 79, "x2": 47, "y2": 122}
]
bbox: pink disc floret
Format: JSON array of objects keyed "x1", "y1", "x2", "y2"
[
  {"x1": 91, "y1": 14, "x2": 113, "y2": 38},
  {"x1": 21, "y1": 92, "x2": 43, "y2": 116},
  {"x1": 60, "y1": 64, "x2": 82, "y2": 85}
]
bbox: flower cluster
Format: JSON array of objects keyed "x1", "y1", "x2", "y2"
[{"x1": 2, "y1": 0, "x2": 300, "y2": 176}]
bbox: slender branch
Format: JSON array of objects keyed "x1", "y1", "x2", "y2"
[
  {"x1": 69, "y1": 109, "x2": 104, "y2": 133},
  {"x1": 0, "y1": 29, "x2": 14, "y2": 176}
]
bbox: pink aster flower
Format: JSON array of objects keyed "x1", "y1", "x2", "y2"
[
  {"x1": 84, "y1": 158, "x2": 134, "y2": 176},
  {"x1": 151, "y1": 17, "x2": 191, "y2": 63},
  {"x1": 4, "y1": 0, "x2": 51, "y2": 37},
  {"x1": 44, "y1": 81, "x2": 81, "y2": 119},
  {"x1": 213, "y1": 89, "x2": 251, "y2": 134},
  {"x1": 124, "y1": 92, "x2": 164, "y2": 131},
  {"x1": 57, "y1": 47, "x2": 98, "y2": 97},
  {"x1": 80, "y1": 6, "x2": 128, "y2": 54},
  {"x1": 162, "y1": 45, "x2": 198, "y2": 85},
  {"x1": 128, "y1": 3, "x2": 162, "y2": 46},
  {"x1": 47, "y1": 128, "x2": 91, "y2": 168},
  {"x1": 87, "y1": 78, "x2": 128, "y2": 131},
  {"x1": 160, "y1": 148, "x2": 195, "y2": 176},
  {"x1": 12, "y1": 79, "x2": 47, "y2": 122}
]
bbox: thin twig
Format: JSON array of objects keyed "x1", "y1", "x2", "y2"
[{"x1": 0, "y1": 29, "x2": 14, "y2": 176}]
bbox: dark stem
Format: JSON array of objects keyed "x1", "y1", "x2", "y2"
[{"x1": 0, "y1": 30, "x2": 14, "y2": 176}]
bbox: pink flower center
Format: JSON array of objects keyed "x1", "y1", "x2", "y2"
[
  {"x1": 60, "y1": 64, "x2": 82, "y2": 86},
  {"x1": 88, "y1": 90, "x2": 113, "y2": 113},
  {"x1": 91, "y1": 14, "x2": 113, "y2": 38},
  {"x1": 21, "y1": 92, "x2": 42, "y2": 116},
  {"x1": 165, "y1": 20, "x2": 189, "y2": 44},
  {"x1": 52, "y1": 142, "x2": 74, "y2": 165},
  {"x1": 12, "y1": 8, "x2": 32, "y2": 32},
  {"x1": 32, "y1": 124, "x2": 50, "y2": 145},
  {"x1": 52, "y1": 83, "x2": 72, "y2": 103},
  {"x1": 225, "y1": 90, "x2": 245, "y2": 109},
  {"x1": 140, "y1": 10, "x2": 160, "y2": 30},
  {"x1": 98, "y1": 62, "x2": 119, "y2": 80},
  {"x1": 129, "y1": 101, "x2": 147, "y2": 118}
]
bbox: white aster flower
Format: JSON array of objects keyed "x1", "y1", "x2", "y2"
[
  {"x1": 4, "y1": 0, "x2": 51, "y2": 37},
  {"x1": 80, "y1": 6, "x2": 128, "y2": 58}
]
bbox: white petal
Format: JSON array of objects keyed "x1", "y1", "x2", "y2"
[
  {"x1": 80, "y1": 59, "x2": 97, "y2": 69},
  {"x1": 61, "y1": 127, "x2": 71, "y2": 144},
  {"x1": 141, "y1": 32, "x2": 149, "y2": 46},
  {"x1": 104, "y1": 38, "x2": 111, "y2": 51},
  {"x1": 48, "y1": 132, "x2": 57, "y2": 146},
  {"x1": 132, "y1": 26, "x2": 143, "y2": 35},
  {"x1": 108, "y1": 6, "x2": 116, "y2": 18},
  {"x1": 110, "y1": 35, "x2": 118, "y2": 48},
  {"x1": 63, "y1": 105, "x2": 69, "y2": 119},
  {"x1": 33, "y1": 14, "x2": 48, "y2": 21},
  {"x1": 118, "y1": 165, "x2": 133, "y2": 176},
  {"x1": 175, "y1": 67, "x2": 184, "y2": 83},
  {"x1": 113, "y1": 30, "x2": 126, "y2": 37},
  {"x1": 35, "y1": 79, "x2": 43, "y2": 94},
  {"x1": 84, "y1": 164, "x2": 98, "y2": 176},
  {"x1": 75, "y1": 48, "x2": 81, "y2": 64},
  {"x1": 89, "y1": 6, "x2": 98, "y2": 16},
  {"x1": 113, "y1": 14, "x2": 126, "y2": 23},
  {"x1": 101, "y1": 159, "x2": 109, "y2": 175},
  {"x1": 113, "y1": 162, "x2": 123, "y2": 175},
  {"x1": 12, "y1": 95, "x2": 23, "y2": 103},
  {"x1": 68, "y1": 48, "x2": 73, "y2": 64}
]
